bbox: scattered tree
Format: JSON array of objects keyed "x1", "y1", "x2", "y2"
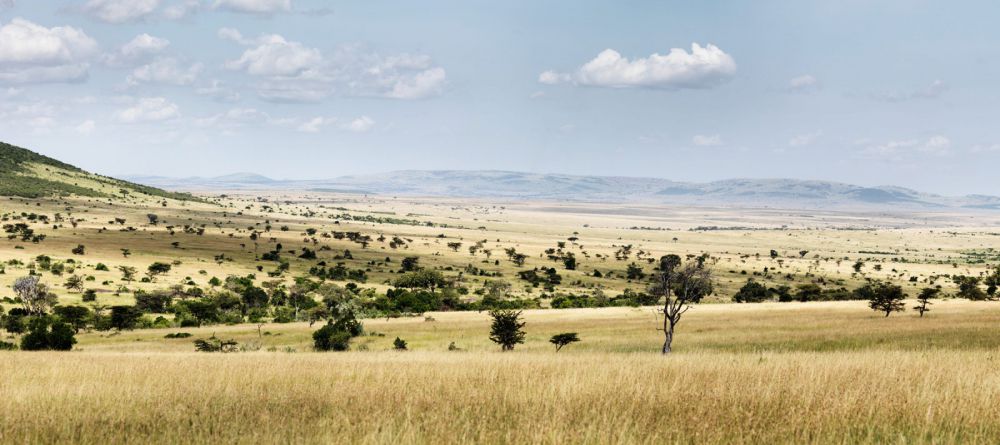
[
  {"x1": 549, "y1": 332, "x2": 580, "y2": 352},
  {"x1": 488, "y1": 309, "x2": 526, "y2": 351}
]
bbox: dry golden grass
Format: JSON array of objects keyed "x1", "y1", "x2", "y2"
[
  {"x1": 4, "y1": 300, "x2": 1000, "y2": 444},
  {"x1": 3, "y1": 350, "x2": 1000, "y2": 444}
]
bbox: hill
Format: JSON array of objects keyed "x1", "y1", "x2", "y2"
[
  {"x1": 0, "y1": 141, "x2": 202, "y2": 202},
  {"x1": 128, "y1": 169, "x2": 1000, "y2": 210}
]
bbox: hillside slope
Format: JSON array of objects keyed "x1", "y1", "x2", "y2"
[{"x1": 0, "y1": 141, "x2": 201, "y2": 202}]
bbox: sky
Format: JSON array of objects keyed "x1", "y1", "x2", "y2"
[{"x1": 0, "y1": 0, "x2": 998, "y2": 195}]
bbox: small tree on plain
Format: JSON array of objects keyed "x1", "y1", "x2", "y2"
[
  {"x1": 913, "y1": 287, "x2": 941, "y2": 317},
  {"x1": 64, "y1": 275, "x2": 85, "y2": 293},
  {"x1": 488, "y1": 309, "x2": 525, "y2": 351},
  {"x1": 549, "y1": 332, "x2": 579, "y2": 352},
  {"x1": 651, "y1": 255, "x2": 714, "y2": 354},
  {"x1": 865, "y1": 281, "x2": 906, "y2": 317}
]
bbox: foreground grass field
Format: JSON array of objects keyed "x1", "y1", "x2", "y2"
[{"x1": 4, "y1": 300, "x2": 1000, "y2": 444}]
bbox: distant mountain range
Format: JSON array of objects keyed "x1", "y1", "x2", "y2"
[{"x1": 125, "y1": 170, "x2": 1000, "y2": 211}]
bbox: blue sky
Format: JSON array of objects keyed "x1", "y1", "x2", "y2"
[{"x1": 0, "y1": 0, "x2": 998, "y2": 195}]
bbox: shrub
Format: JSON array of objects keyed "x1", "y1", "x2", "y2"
[
  {"x1": 733, "y1": 280, "x2": 770, "y2": 303},
  {"x1": 393, "y1": 337, "x2": 408, "y2": 350},
  {"x1": 313, "y1": 323, "x2": 353, "y2": 351},
  {"x1": 20, "y1": 317, "x2": 76, "y2": 351}
]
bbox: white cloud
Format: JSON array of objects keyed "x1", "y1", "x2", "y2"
[
  {"x1": 196, "y1": 79, "x2": 241, "y2": 102},
  {"x1": 540, "y1": 43, "x2": 736, "y2": 89},
  {"x1": 788, "y1": 74, "x2": 819, "y2": 93},
  {"x1": 863, "y1": 135, "x2": 951, "y2": 159},
  {"x1": 103, "y1": 33, "x2": 170, "y2": 67},
  {"x1": 692, "y1": 134, "x2": 723, "y2": 147},
  {"x1": 115, "y1": 97, "x2": 180, "y2": 123},
  {"x1": 162, "y1": 0, "x2": 202, "y2": 19},
  {"x1": 213, "y1": 0, "x2": 291, "y2": 14},
  {"x1": 83, "y1": 0, "x2": 161, "y2": 23},
  {"x1": 386, "y1": 67, "x2": 446, "y2": 99},
  {"x1": 196, "y1": 107, "x2": 267, "y2": 131},
  {"x1": 75, "y1": 120, "x2": 96, "y2": 134},
  {"x1": 128, "y1": 57, "x2": 203, "y2": 85},
  {"x1": 0, "y1": 19, "x2": 98, "y2": 83},
  {"x1": 297, "y1": 116, "x2": 336, "y2": 133},
  {"x1": 344, "y1": 115, "x2": 374, "y2": 132},
  {"x1": 222, "y1": 31, "x2": 446, "y2": 102},
  {"x1": 225, "y1": 34, "x2": 322, "y2": 77},
  {"x1": 296, "y1": 115, "x2": 374, "y2": 133},
  {"x1": 788, "y1": 131, "x2": 822, "y2": 147},
  {"x1": 870, "y1": 80, "x2": 948, "y2": 102},
  {"x1": 538, "y1": 70, "x2": 570, "y2": 85}
]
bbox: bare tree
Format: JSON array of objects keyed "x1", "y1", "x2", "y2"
[
  {"x1": 650, "y1": 255, "x2": 714, "y2": 354},
  {"x1": 14, "y1": 275, "x2": 58, "y2": 316}
]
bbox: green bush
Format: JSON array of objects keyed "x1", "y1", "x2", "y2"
[
  {"x1": 313, "y1": 324, "x2": 352, "y2": 351},
  {"x1": 20, "y1": 317, "x2": 76, "y2": 351}
]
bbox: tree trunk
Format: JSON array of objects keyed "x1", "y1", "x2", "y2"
[{"x1": 661, "y1": 324, "x2": 674, "y2": 354}]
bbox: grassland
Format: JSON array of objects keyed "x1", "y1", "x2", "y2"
[
  {"x1": 5, "y1": 301, "x2": 1000, "y2": 444},
  {"x1": 3, "y1": 187, "x2": 1000, "y2": 443}
]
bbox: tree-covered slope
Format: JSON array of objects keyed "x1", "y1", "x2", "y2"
[{"x1": 0, "y1": 141, "x2": 202, "y2": 202}]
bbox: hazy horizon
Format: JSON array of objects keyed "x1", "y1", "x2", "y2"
[{"x1": 2, "y1": 1, "x2": 999, "y2": 195}]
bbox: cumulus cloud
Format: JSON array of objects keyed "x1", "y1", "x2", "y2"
[
  {"x1": 222, "y1": 30, "x2": 447, "y2": 102},
  {"x1": 0, "y1": 19, "x2": 98, "y2": 83},
  {"x1": 83, "y1": 0, "x2": 161, "y2": 23},
  {"x1": 692, "y1": 134, "x2": 723, "y2": 147},
  {"x1": 296, "y1": 116, "x2": 336, "y2": 133},
  {"x1": 162, "y1": 0, "x2": 202, "y2": 19},
  {"x1": 115, "y1": 97, "x2": 180, "y2": 123},
  {"x1": 103, "y1": 33, "x2": 170, "y2": 67},
  {"x1": 344, "y1": 116, "x2": 374, "y2": 132},
  {"x1": 870, "y1": 80, "x2": 948, "y2": 102},
  {"x1": 128, "y1": 57, "x2": 203, "y2": 86},
  {"x1": 225, "y1": 34, "x2": 322, "y2": 77},
  {"x1": 539, "y1": 43, "x2": 736, "y2": 89},
  {"x1": 386, "y1": 67, "x2": 445, "y2": 99},
  {"x1": 787, "y1": 74, "x2": 819, "y2": 93},
  {"x1": 213, "y1": 0, "x2": 291, "y2": 14}
]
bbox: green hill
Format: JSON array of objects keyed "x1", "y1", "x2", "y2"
[{"x1": 0, "y1": 141, "x2": 202, "y2": 202}]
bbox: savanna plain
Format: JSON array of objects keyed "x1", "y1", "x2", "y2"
[{"x1": 4, "y1": 174, "x2": 1000, "y2": 444}]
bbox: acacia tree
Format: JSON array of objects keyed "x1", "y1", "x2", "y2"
[
  {"x1": 549, "y1": 332, "x2": 579, "y2": 352},
  {"x1": 866, "y1": 281, "x2": 906, "y2": 317},
  {"x1": 913, "y1": 287, "x2": 941, "y2": 317},
  {"x1": 118, "y1": 266, "x2": 137, "y2": 283},
  {"x1": 650, "y1": 255, "x2": 714, "y2": 354},
  {"x1": 64, "y1": 275, "x2": 85, "y2": 293}
]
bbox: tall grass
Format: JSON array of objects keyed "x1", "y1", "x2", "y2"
[
  {"x1": 4, "y1": 300, "x2": 1000, "y2": 444},
  {"x1": 1, "y1": 351, "x2": 998, "y2": 444}
]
